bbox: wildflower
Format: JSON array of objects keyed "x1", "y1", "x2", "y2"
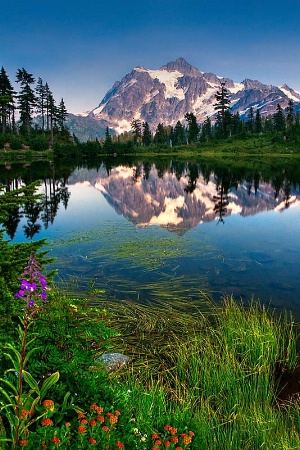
[
  {"x1": 188, "y1": 430, "x2": 195, "y2": 437},
  {"x1": 19, "y1": 409, "x2": 30, "y2": 420},
  {"x1": 89, "y1": 438, "x2": 97, "y2": 444},
  {"x1": 52, "y1": 436, "x2": 61, "y2": 444},
  {"x1": 171, "y1": 436, "x2": 179, "y2": 443},
  {"x1": 90, "y1": 419, "x2": 97, "y2": 426},
  {"x1": 78, "y1": 426, "x2": 87, "y2": 433},
  {"x1": 175, "y1": 447, "x2": 183, "y2": 450},
  {"x1": 154, "y1": 440, "x2": 161, "y2": 445},
  {"x1": 152, "y1": 433, "x2": 159, "y2": 439},
  {"x1": 43, "y1": 399, "x2": 54, "y2": 409},
  {"x1": 114, "y1": 409, "x2": 121, "y2": 416},
  {"x1": 41, "y1": 418, "x2": 53, "y2": 426},
  {"x1": 19, "y1": 440, "x2": 28, "y2": 447},
  {"x1": 180, "y1": 434, "x2": 192, "y2": 445},
  {"x1": 164, "y1": 441, "x2": 171, "y2": 447},
  {"x1": 116, "y1": 441, "x2": 124, "y2": 449},
  {"x1": 97, "y1": 415, "x2": 105, "y2": 422},
  {"x1": 78, "y1": 412, "x2": 85, "y2": 419},
  {"x1": 90, "y1": 403, "x2": 98, "y2": 410},
  {"x1": 65, "y1": 422, "x2": 71, "y2": 427},
  {"x1": 109, "y1": 414, "x2": 118, "y2": 425},
  {"x1": 80, "y1": 419, "x2": 88, "y2": 425},
  {"x1": 102, "y1": 425, "x2": 109, "y2": 432},
  {"x1": 69, "y1": 303, "x2": 78, "y2": 311}
]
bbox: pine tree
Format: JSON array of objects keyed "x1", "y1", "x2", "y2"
[
  {"x1": 273, "y1": 103, "x2": 286, "y2": 132},
  {"x1": 130, "y1": 118, "x2": 142, "y2": 145},
  {"x1": 35, "y1": 77, "x2": 47, "y2": 131},
  {"x1": 173, "y1": 121, "x2": 186, "y2": 145},
  {"x1": 103, "y1": 127, "x2": 113, "y2": 152},
  {"x1": 184, "y1": 112, "x2": 199, "y2": 143},
  {"x1": 142, "y1": 121, "x2": 152, "y2": 146},
  {"x1": 154, "y1": 123, "x2": 166, "y2": 145},
  {"x1": 57, "y1": 98, "x2": 68, "y2": 131},
  {"x1": 200, "y1": 116, "x2": 212, "y2": 141},
  {"x1": 255, "y1": 109, "x2": 262, "y2": 134},
  {"x1": 0, "y1": 66, "x2": 15, "y2": 134},
  {"x1": 286, "y1": 99, "x2": 294, "y2": 129},
  {"x1": 214, "y1": 81, "x2": 232, "y2": 138},
  {"x1": 246, "y1": 107, "x2": 254, "y2": 133},
  {"x1": 16, "y1": 68, "x2": 36, "y2": 133}
]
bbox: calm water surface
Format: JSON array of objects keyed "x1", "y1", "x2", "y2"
[{"x1": 3, "y1": 157, "x2": 300, "y2": 319}]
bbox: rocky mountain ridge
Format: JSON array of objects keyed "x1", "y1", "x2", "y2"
[{"x1": 81, "y1": 57, "x2": 300, "y2": 134}]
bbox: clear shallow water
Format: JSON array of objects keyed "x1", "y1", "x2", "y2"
[{"x1": 3, "y1": 157, "x2": 300, "y2": 320}]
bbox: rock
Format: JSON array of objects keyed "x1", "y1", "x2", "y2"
[{"x1": 94, "y1": 353, "x2": 131, "y2": 372}]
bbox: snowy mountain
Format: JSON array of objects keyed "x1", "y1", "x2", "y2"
[{"x1": 83, "y1": 57, "x2": 300, "y2": 134}]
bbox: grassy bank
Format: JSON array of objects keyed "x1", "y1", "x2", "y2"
[{"x1": 1, "y1": 283, "x2": 300, "y2": 449}]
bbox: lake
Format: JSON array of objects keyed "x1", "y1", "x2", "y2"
[{"x1": 2, "y1": 155, "x2": 300, "y2": 319}]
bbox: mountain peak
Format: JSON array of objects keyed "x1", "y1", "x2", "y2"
[{"x1": 160, "y1": 57, "x2": 200, "y2": 76}]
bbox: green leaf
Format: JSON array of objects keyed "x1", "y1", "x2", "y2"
[
  {"x1": 23, "y1": 346, "x2": 41, "y2": 366},
  {"x1": 40, "y1": 371, "x2": 60, "y2": 399},
  {"x1": 0, "y1": 378, "x2": 18, "y2": 396},
  {"x1": 22, "y1": 371, "x2": 40, "y2": 393}
]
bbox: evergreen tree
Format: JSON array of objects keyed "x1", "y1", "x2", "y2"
[
  {"x1": 231, "y1": 112, "x2": 242, "y2": 136},
  {"x1": 154, "y1": 123, "x2": 167, "y2": 145},
  {"x1": 103, "y1": 127, "x2": 113, "y2": 152},
  {"x1": 16, "y1": 68, "x2": 36, "y2": 133},
  {"x1": 142, "y1": 121, "x2": 152, "y2": 146},
  {"x1": 0, "y1": 66, "x2": 15, "y2": 134},
  {"x1": 273, "y1": 103, "x2": 286, "y2": 132},
  {"x1": 286, "y1": 99, "x2": 294, "y2": 129},
  {"x1": 130, "y1": 118, "x2": 142, "y2": 145},
  {"x1": 57, "y1": 98, "x2": 68, "y2": 131},
  {"x1": 36, "y1": 77, "x2": 47, "y2": 130},
  {"x1": 214, "y1": 81, "x2": 232, "y2": 138},
  {"x1": 200, "y1": 116, "x2": 212, "y2": 141},
  {"x1": 173, "y1": 120, "x2": 186, "y2": 145},
  {"x1": 184, "y1": 112, "x2": 199, "y2": 143},
  {"x1": 255, "y1": 109, "x2": 262, "y2": 134},
  {"x1": 246, "y1": 107, "x2": 254, "y2": 133}
]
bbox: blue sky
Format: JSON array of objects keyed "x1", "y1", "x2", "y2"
[{"x1": 2, "y1": 0, "x2": 300, "y2": 114}]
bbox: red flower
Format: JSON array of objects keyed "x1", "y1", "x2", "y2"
[
  {"x1": 80, "y1": 419, "x2": 88, "y2": 425},
  {"x1": 171, "y1": 436, "x2": 179, "y2": 443},
  {"x1": 41, "y1": 418, "x2": 53, "y2": 426},
  {"x1": 78, "y1": 426, "x2": 87, "y2": 433},
  {"x1": 90, "y1": 419, "x2": 97, "y2": 426},
  {"x1": 78, "y1": 412, "x2": 85, "y2": 419},
  {"x1": 97, "y1": 415, "x2": 105, "y2": 422},
  {"x1": 43, "y1": 399, "x2": 54, "y2": 408},
  {"x1": 52, "y1": 436, "x2": 60, "y2": 444},
  {"x1": 65, "y1": 422, "x2": 71, "y2": 427},
  {"x1": 164, "y1": 441, "x2": 171, "y2": 447},
  {"x1": 89, "y1": 437, "x2": 97, "y2": 444},
  {"x1": 102, "y1": 425, "x2": 109, "y2": 432},
  {"x1": 19, "y1": 440, "x2": 28, "y2": 448},
  {"x1": 116, "y1": 441, "x2": 124, "y2": 449},
  {"x1": 152, "y1": 433, "x2": 159, "y2": 439}
]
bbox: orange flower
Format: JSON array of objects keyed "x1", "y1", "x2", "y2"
[
  {"x1": 114, "y1": 410, "x2": 121, "y2": 416},
  {"x1": 169, "y1": 427, "x2": 177, "y2": 435},
  {"x1": 175, "y1": 447, "x2": 183, "y2": 450},
  {"x1": 65, "y1": 422, "x2": 71, "y2": 427},
  {"x1": 188, "y1": 430, "x2": 195, "y2": 437},
  {"x1": 90, "y1": 403, "x2": 98, "y2": 410},
  {"x1": 80, "y1": 419, "x2": 88, "y2": 425},
  {"x1": 97, "y1": 415, "x2": 105, "y2": 422},
  {"x1": 19, "y1": 409, "x2": 30, "y2": 420},
  {"x1": 89, "y1": 437, "x2": 97, "y2": 444},
  {"x1": 171, "y1": 436, "x2": 179, "y2": 443},
  {"x1": 78, "y1": 412, "x2": 85, "y2": 419},
  {"x1": 152, "y1": 433, "x2": 159, "y2": 439},
  {"x1": 181, "y1": 434, "x2": 192, "y2": 445},
  {"x1": 96, "y1": 406, "x2": 104, "y2": 414},
  {"x1": 90, "y1": 419, "x2": 97, "y2": 426},
  {"x1": 164, "y1": 441, "x2": 171, "y2": 447},
  {"x1": 116, "y1": 441, "x2": 124, "y2": 449},
  {"x1": 109, "y1": 414, "x2": 118, "y2": 425},
  {"x1": 19, "y1": 440, "x2": 28, "y2": 447},
  {"x1": 152, "y1": 448, "x2": 159, "y2": 450},
  {"x1": 102, "y1": 425, "x2": 109, "y2": 432},
  {"x1": 41, "y1": 418, "x2": 53, "y2": 427},
  {"x1": 78, "y1": 426, "x2": 87, "y2": 433},
  {"x1": 43, "y1": 399, "x2": 54, "y2": 408},
  {"x1": 52, "y1": 436, "x2": 60, "y2": 444},
  {"x1": 154, "y1": 439, "x2": 161, "y2": 445}
]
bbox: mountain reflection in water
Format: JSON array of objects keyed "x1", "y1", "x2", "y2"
[{"x1": 1, "y1": 157, "x2": 300, "y2": 319}]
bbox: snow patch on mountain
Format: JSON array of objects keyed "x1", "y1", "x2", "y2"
[{"x1": 136, "y1": 67, "x2": 185, "y2": 100}]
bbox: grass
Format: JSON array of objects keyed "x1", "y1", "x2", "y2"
[{"x1": 96, "y1": 296, "x2": 300, "y2": 449}]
